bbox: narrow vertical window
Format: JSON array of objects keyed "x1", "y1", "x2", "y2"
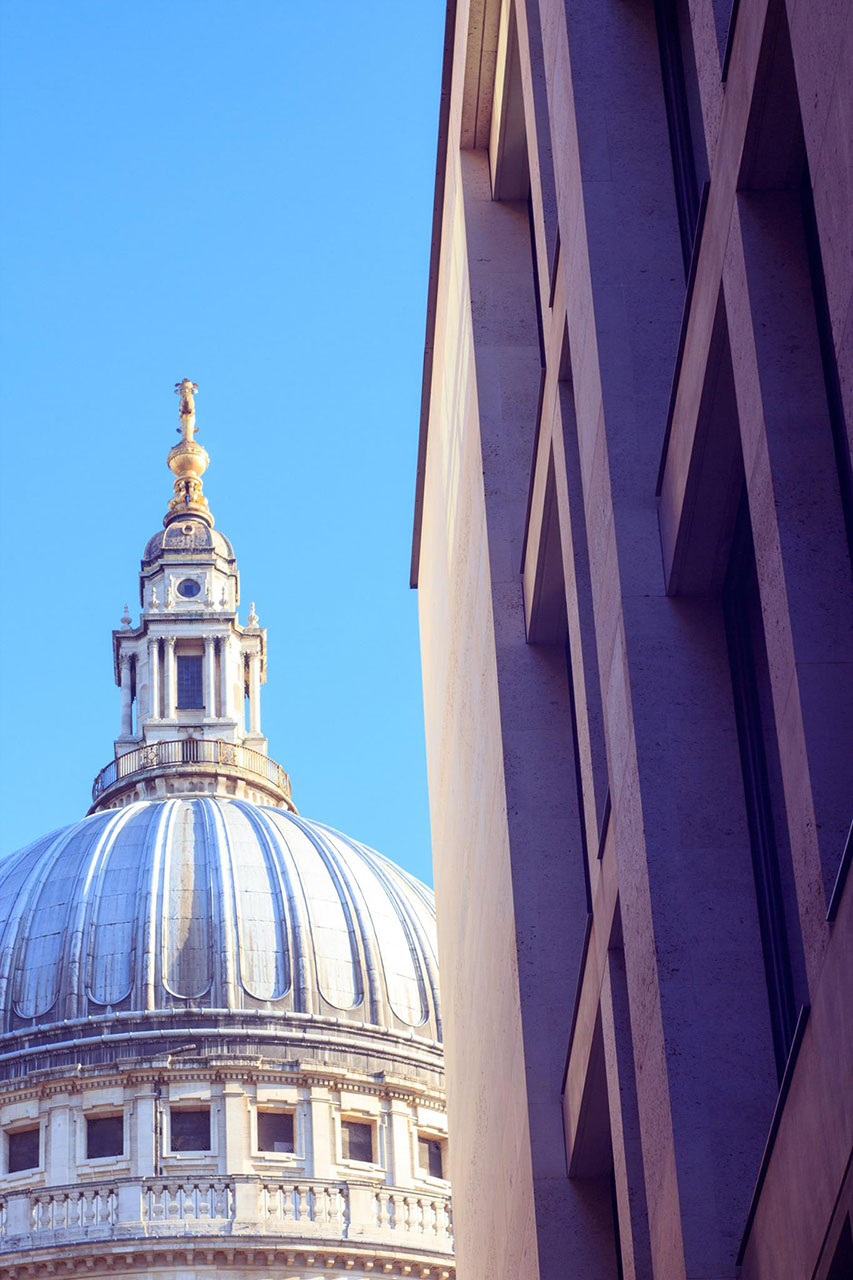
[
  {"x1": 724, "y1": 501, "x2": 805, "y2": 1076},
  {"x1": 176, "y1": 655, "x2": 203, "y2": 709},
  {"x1": 654, "y1": 0, "x2": 709, "y2": 273}
]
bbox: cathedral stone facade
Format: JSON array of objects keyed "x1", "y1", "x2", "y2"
[
  {"x1": 0, "y1": 388, "x2": 453, "y2": 1280},
  {"x1": 412, "y1": 2, "x2": 852, "y2": 1278}
]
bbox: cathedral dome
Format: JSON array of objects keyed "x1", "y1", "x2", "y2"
[{"x1": 0, "y1": 797, "x2": 441, "y2": 1044}]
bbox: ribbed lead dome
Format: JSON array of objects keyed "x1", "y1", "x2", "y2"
[{"x1": 0, "y1": 798, "x2": 441, "y2": 1042}]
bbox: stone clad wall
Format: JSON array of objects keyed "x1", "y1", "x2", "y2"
[{"x1": 414, "y1": 0, "x2": 853, "y2": 1277}]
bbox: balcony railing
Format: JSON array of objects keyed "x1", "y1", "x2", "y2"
[
  {"x1": 0, "y1": 1177, "x2": 453, "y2": 1254},
  {"x1": 91, "y1": 738, "x2": 291, "y2": 803}
]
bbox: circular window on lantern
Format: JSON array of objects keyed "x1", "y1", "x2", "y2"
[{"x1": 177, "y1": 578, "x2": 201, "y2": 599}]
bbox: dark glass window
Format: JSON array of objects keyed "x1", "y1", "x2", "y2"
[
  {"x1": 170, "y1": 1108, "x2": 210, "y2": 1152},
  {"x1": 654, "y1": 0, "x2": 709, "y2": 274},
  {"x1": 724, "y1": 500, "x2": 806, "y2": 1078},
  {"x1": 340, "y1": 1120, "x2": 373, "y2": 1163},
  {"x1": 418, "y1": 1136, "x2": 443, "y2": 1179},
  {"x1": 177, "y1": 578, "x2": 201, "y2": 598},
  {"x1": 8, "y1": 1127, "x2": 39, "y2": 1173},
  {"x1": 87, "y1": 1114, "x2": 124, "y2": 1159},
  {"x1": 176, "y1": 655, "x2": 204, "y2": 709},
  {"x1": 257, "y1": 1111, "x2": 294, "y2": 1154}
]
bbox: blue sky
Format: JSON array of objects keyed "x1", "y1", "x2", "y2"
[{"x1": 0, "y1": 1, "x2": 445, "y2": 882}]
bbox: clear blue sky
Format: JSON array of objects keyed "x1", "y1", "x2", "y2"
[{"x1": 0, "y1": 1, "x2": 445, "y2": 883}]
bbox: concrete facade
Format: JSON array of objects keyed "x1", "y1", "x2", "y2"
[{"x1": 412, "y1": 2, "x2": 853, "y2": 1277}]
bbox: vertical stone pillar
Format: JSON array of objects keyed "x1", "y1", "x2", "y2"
[
  {"x1": 204, "y1": 635, "x2": 217, "y2": 719},
  {"x1": 46, "y1": 1103, "x2": 73, "y2": 1185},
  {"x1": 248, "y1": 651, "x2": 261, "y2": 735},
  {"x1": 135, "y1": 1088, "x2": 157, "y2": 1176},
  {"x1": 164, "y1": 638, "x2": 177, "y2": 719},
  {"x1": 388, "y1": 1101, "x2": 414, "y2": 1188},
  {"x1": 220, "y1": 638, "x2": 231, "y2": 721},
  {"x1": 308, "y1": 1090, "x2": 335, "y2": 1179},
  {"x1": 222, "y1": 1085, "x2": 249, "y2": 1172},
  {"x1": 148, "y1": 638, "x2": 160, "y2": 720},
  {"x1": 119, "y1": 654, "x2": 133, "y2": 736}
]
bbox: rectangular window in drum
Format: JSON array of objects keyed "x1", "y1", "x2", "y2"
[
  {"x1": 257, "y1": 1111, "x2": 295, "y2": 1154},
  {"x1": 176, "y1": 655, "x2": 204, "y2": 709},
  {"x1": 341, "y1": 1119, "x2": 373, "y2": 1163},
  {"x1": 87, "y1": 1114, "x2": 124, "y2": 1159},
  {"x1": 170, "y1": 1108, "x2": 211, "y2": 1152},
  {"x1": 418, "y1": 1135, "x2": 444, "y2": 1179},
  {"x1": 7, "y1": 1127, "x2": 40, "y2": 1173}
]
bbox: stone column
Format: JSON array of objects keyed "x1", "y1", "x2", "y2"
[
  {"x1": 119, "y1": 654, "x2": 133, "y2": 736},
  {"x1": 148, "y1": 638, "x2": 160, "y2": 719},
  {"x1": 204, "y1": 635, "x2": 217, "y2": 719},
  {"x1": 248, "y1": 651, "x2": 261, "y2": 735},
  {"x1": 164, "y1": 638, "x2": 177, "y2": 719},
  {"x1": 220, "y1": 638, "x2": 231, "y2": 720}
]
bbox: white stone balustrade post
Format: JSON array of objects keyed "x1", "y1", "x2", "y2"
[
  {"x1": 148, "y1": 638, "x2": 160, "y2": 720},
  {"x1": 204, "y1": 635, "x2": 217, "y2": 719},
  {"x1": 164, "y1": 638, "x2": 177, "y2": 719},
  {"x1": 119, "y1": 654, "x2": 133, "y2": 736},
  {"x1": 248, "y1": 651, "x2": 261, "y2": 735}
]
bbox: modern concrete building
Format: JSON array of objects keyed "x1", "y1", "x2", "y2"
[
  {"x1": 0, "y1": 388, "x2": 454, "y2": 1279},
  {"x1": 412, "y1": 2, "x2": 852, "y2": 1278}
]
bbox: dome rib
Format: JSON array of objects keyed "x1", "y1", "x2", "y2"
[{"x1": 342, "y1": 834, "x2": 441, "y2": 1036}]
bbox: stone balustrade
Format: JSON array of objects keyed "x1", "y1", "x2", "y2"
[
  {"x1": 0, "y1": 1177, "x2": 453, "y2": 1255},
  {"x1": 32, "y1": 1185, "x2": 119, "y2": 1233},
  {"x1": 261, "y1": 1180, "x2": 349, "y2": 1232},
  {"x1": 375, "y1": 1189, "x2": 454, "y2": 1247},
  {"x1": 143, "y1": 1179, "x2": 232, "y2": 1225}
]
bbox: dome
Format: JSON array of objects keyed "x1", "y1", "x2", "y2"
[
  {"x1": 142, "y1": 519, "x2": 235, "y2": 563},
  {"x1": 0, "y1": 797, "x2": 441, "y2": 1043}
]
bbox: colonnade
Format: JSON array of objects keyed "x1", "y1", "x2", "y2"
[{"x1": 117, "y1": 639, "x2": 263, "y2": 737}]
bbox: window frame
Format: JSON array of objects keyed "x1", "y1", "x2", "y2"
[
  {"x1": 82, "y1": 1110, "x2": 127, "y2": 1165},
  {"x1": 338, "y1": 1115, "x2": 379, "y2": 1169},
  {"x1": 4, "y1": 1121, "x2": 43, "y2": 1177},
  {"x1": 166, "y1": 1105, "x2": 214, "y2": 1158},
  {"x1": 176, "y1": 653, "x2": 204, "y2": 710},
  {"x1": 415, "y1": 1129, "x2": 448, "y2": 1183},
  {"x1": 254, "y1": 1107, "x2": 298, "y2": 1161}
]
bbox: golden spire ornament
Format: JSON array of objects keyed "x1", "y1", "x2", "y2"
[{"x1": 164, "y1": 378, "x2": 213, "y2": 526}]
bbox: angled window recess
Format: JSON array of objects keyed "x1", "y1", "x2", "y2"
[{"x1": 418, "y1": 1135, "x2": 444, "y2": 1179}]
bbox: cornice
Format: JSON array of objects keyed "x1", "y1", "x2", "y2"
[{"x1": 0, "y1": 1237, "x2": 455, "y2": 1278}]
